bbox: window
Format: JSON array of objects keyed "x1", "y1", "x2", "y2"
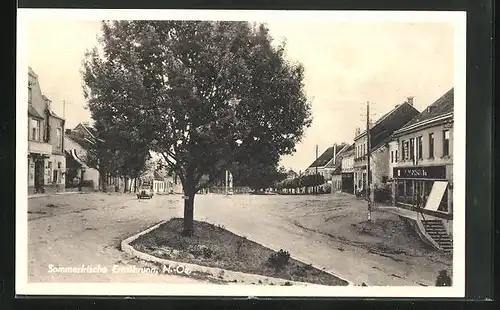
[
  {"x1": 401, "y1": 140, "x2": 408, "y2": 160},
  {"x1": 443, "y1": 130, "x2": 450, "y2": 156},
  {"x1": 28, "y1": 82, "x2": 32, "y2": 104},
  {"x1": 57, "y1": 128, "x2": 62, "y2": 147},
  {"x1": 31, "y1": 119, "x2": 40, "y2": 141},
  {"x1": 416, "y1": 136, "x2": 423, "y2": 159},
  {"x1": 409, "y1": 138, "x2": 415, "y2": 160},
  {"x1": 391, "y1": 151, "x2": 394, "y2": 163},
  {"x1": 395, "y1": 150, "x2": 399, "y2": 162},
  {"x1": 429, "y1": 133, "x2": 435, "y2": 158}
]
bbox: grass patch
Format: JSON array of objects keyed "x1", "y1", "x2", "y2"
[{"x1": 130, "y1": 218, "x2": 347, "y2": 286}]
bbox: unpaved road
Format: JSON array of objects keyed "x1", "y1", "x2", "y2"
[
  {"x1": 27, "y1": 193, "x2": 203, "y2": 284},
  {"x1": 26, "y1": 192, "x2": 451, "y2": 286}
]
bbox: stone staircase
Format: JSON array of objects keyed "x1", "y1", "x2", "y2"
[{"x1": 421, "y1": 219, "x2": 453, "y2": 252}]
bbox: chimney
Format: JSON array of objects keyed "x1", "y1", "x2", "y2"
[
  {"x1": 333, "y1": 144, "x2": 337, "y2": 165},
  {"x1": 407, "y1": 96, "x2": 414, "y2": 106}
]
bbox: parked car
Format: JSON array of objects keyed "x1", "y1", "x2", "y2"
[{"x1": 137, "y1": 184, "x2": 154, "y2": 199}]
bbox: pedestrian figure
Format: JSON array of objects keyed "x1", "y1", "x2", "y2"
[
  {"x1": 435, "y1": 270, "x2": 451, "y2": 286},
  {"x1": 361, "y1": 282, "x2": 367, "y2": 286}
]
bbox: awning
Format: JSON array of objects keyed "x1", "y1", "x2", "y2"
[{"x1": 424, "y1": 181, "x2": 448, "y2": 211}]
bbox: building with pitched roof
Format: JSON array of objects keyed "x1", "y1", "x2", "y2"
[
  {"x1": 27, "y1": 67, "x2": 66, "y2": 194},
  {"x1": 353, "y1": 99, "x2": 420, "y2": 196},
  {"x1": 303, "y1": 143, "x2": 350, "y2": 193},
  {"x1": 304, "y1": 143, "x2": 349, "y2": 178},
  {"x1": 388, "y1": 88, "x2": 454, "y2": 250},
  {"x1": 340, "y1": 144, "x2": 355, "y2": 194},
  {"x1": 64, "y1": 127, "x2": 100, "y2": 191}
]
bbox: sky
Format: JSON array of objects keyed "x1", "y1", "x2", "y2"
[{"x1": 27, "y1": 19, "x2": 454, "y2": 173}]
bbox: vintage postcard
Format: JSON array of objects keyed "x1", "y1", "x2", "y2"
[{"x1": 16, "y1": 9, "x2": 466, "y2": 297}]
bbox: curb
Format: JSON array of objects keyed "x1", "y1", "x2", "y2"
[
  {"x1": 198, "y1": 218, "x2": 355, "y2": 287},
  {"x1": 121, "y1": 220, "x2": 353, "y2": 287}
]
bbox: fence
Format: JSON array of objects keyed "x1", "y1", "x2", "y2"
[{"x1": 208, "y1": 186, "x2": 252, "y2": 195}]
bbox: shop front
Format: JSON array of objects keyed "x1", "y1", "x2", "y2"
[{"x1": 393, "y1": 165, "x2": 452, "y2": 218}]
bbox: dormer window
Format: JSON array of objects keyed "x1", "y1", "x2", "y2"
[{"x1": 427, "y1": 106, "x2": 432, "y2": 113}]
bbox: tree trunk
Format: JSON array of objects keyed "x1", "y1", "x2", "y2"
[
  {"x1": 182, "y1": 170, "x2": 196, "y2": 237},
  {"x1": 134, "y1": 177, "x2": 137, "y2": 193},
  {"x1": 182, "y1": 193, "x2": 195, "y2": 237}
]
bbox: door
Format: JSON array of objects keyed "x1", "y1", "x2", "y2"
[
  {"x1": 414, "y1": 180, "x2": 424, "y2": 208},
  {"x1": 34, "y1": 158, "x2": 44, "y2": 192}
]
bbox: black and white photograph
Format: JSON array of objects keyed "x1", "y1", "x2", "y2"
[{"x1": 16, "y1": 9, "x2": 466, "y2": 297}]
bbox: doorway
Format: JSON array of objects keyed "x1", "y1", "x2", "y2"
[{"x1": 34, "y1": 158, "x2": 45, "y2": 193}]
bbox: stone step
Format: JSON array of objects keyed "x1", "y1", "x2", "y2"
[{"x1": 426, "y1": 227, "x2": 448, "y2": 231}]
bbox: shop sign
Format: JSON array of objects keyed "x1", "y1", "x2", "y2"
[{"x1": 393, "y1": 166, "x2": 446, "y2": 179}]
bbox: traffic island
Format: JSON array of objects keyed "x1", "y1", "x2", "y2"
[{"x1": 122, "y1": 218, "x2": 349, "y2": 286}]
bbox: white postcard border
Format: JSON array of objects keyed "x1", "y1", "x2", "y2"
[{"x1": 16, "y1": 8, "x2": 467, "y2": 297}]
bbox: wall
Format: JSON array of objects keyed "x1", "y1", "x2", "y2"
[
  {"x1": 391, "y1": 122, "x2": 454, "y2": 169},
  {"x1": 304, "y1": 166, "x2": 324, "y2": 176},
  {"x1": 83, "y1": 168, "x2": 99, "y2": 189},
  {"x1": 341, "y1": 152, "x2": 354, "y2": 173},
  {"x1": 48, "y1": 116, "x2": 65, "y2": 155},
  {"x1": 388, "y1": 140, "x2": 398, "y2": 179},
  {"x1": 354, "y1": 135, "x2": 368, "y2": 165},
  {"x1": 370, "y1": 145, "x2": 390, "y2": 189},
  {"x1": 331, "y1": 174, "x2": 342, "y2": 192}
]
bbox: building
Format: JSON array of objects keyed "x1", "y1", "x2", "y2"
[
  {"x1": 340, "y1": 144, "x2": 355, "y2": 194},
  {"x1": 27, "y1": 67, "x2": 66, "y2": 194},
  {"x1": 286, "y1": 169, "x2": 299, "y2": 180},
  {"x1": 353, "y1": 99, "x2": 420, "y2": 197},
  {"x1": 389, "y1": 88, "x2": 454, "y2": 240},
  {"x1": 304, "y1": 143, "x2": 349, "y2": 179},
  {"x1": 323, "y1": 144, "x2": 352, "y2": 192},
  {"x1": 64, "y1": 125, "x2": 100, "y2": 191}
]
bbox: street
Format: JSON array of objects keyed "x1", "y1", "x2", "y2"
[{"x1": 27, "y1": 192, "x2": 451, "y2": 286}]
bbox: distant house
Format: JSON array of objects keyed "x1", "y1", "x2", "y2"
[
  {"x1": 304, "y1": 143, "x2": 349, "y2": 179},
  {"x1": 286, "y1": 169, "x2": 299, "y2": 180},
  {"x1": 302, "y1": 143, "x2": 350, "y2": 193},
  {"x1": 353, "y1": 98, "x2": 420, "y2": 197},
  {"x1": 64, "y1": 123, "x2": 100, "y2": 191},
  {"x1": 323, "y1": 144, "x2": 352, "y2": 192},
  {"x1": 340, "y1": 144, "x2": 355, "y2": 194}
]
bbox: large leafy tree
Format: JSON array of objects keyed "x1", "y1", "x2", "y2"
[
  {"x1": 231, "y1": 162, "x2": 288, "y2": 191},
  {"x1": 82, "y1": 21, "x2": 312, "y2": 236}
]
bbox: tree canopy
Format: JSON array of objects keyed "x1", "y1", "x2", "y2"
[{"x1": 82, "y1": 20, "x2": 312, "y2": 235}]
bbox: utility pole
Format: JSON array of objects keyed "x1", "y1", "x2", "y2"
[
  {"x1": 63, "y1": 100, "x2": 70, "y2": 120},
  {"x1": 366, "y1": 101, "x2": 372, "y2": 222},
  {"x1": 225, "y1": 170, "x2": 228, "y2": 196},
  {"x1": 315, "y1": 144, "x2": 319, "y2": 195}
]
